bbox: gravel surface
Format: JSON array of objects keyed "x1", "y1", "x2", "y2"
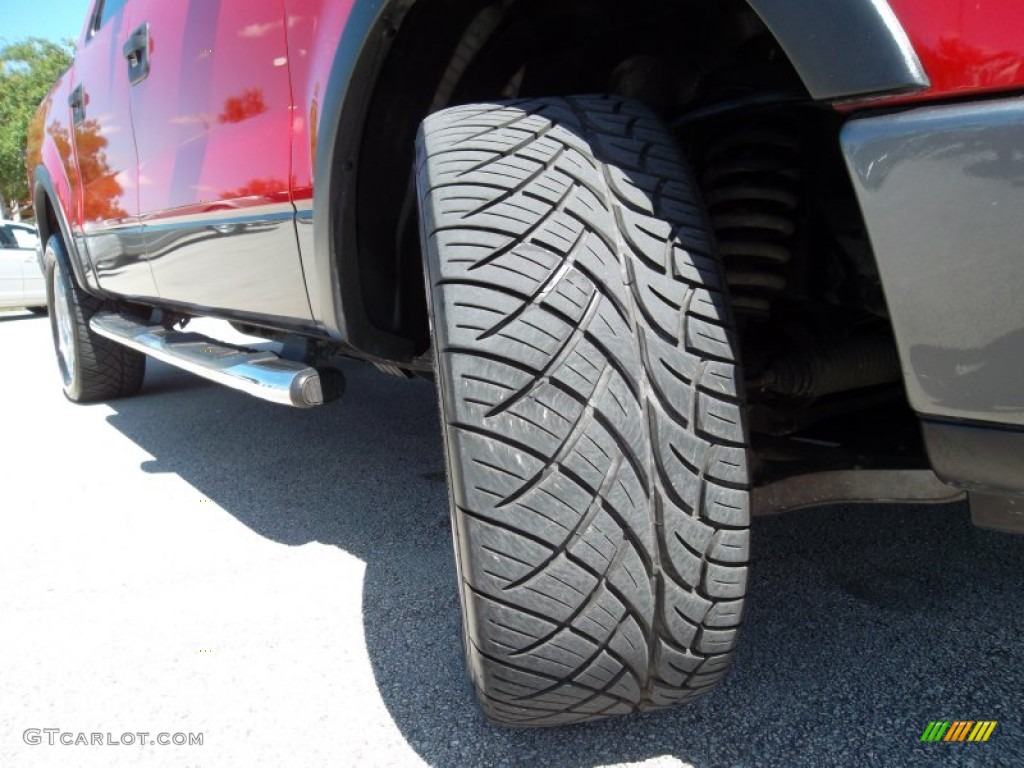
[{"x1": 1, "y1": 310, "x2": 1021, "y2": 768}]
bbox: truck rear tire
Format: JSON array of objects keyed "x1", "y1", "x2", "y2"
[
  {"x1": 45, "y1": 234, "x2": 146, "y2": 403},
  {"x1": 416, "y1": 96, "x2": 751, "y2": 727}
]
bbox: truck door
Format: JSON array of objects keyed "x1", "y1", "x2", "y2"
[
  {"x1": 69, "y1": 0, "x2": 158, "y2": 299},
  {"x1": 125, "y1": 0, "x2": 312, "y2": 324}
]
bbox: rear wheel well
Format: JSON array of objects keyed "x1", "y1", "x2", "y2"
[
  {"x1": 33, "y1": 187, "x2": 60, "y2": 263},
  {"x1": 33, "y1": 184, "x2": 91, "y2": 298}
]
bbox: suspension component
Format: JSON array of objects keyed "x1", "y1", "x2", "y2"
[
  {"x1": 700, "y1": 120, "x2": 802, "y2": 314},
  {"x1": 750, "y1": 332, "x2": 902, "y2": 399}
]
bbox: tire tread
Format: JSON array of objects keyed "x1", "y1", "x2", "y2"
[
  {"x1": 46, "y1": 237, "x2": 145, "y2": 402},
  {"x1": 417, "y1": 95, "x2": 750, "y2": 727}
]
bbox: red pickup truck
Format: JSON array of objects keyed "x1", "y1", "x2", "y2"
[{"x1": 28, "y1": 0, "x2": 1024, "y2": 727}]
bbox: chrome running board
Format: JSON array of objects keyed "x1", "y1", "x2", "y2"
[{"x1": 90, "y1": 313, "x2": 338, "y2": 408}]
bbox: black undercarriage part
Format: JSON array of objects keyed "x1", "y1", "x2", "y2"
[{"x1": 750, "y1": 332, "x2": 902, "y2": 399}]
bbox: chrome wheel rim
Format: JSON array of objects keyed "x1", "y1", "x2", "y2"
[{"x1": 53, "y1": 261, "x2": 75, "y2": 383}]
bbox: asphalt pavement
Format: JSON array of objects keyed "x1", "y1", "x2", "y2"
[{"x1": 1, "y1": 309, "x2": 1021, "y2": 768}]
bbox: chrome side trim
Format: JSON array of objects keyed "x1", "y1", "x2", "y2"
[
  {"x1": 140, "y1": 204, "x2": 296, "y2": 232},
  {"x1": 90, "y1": 312, "x2": 325, "y2": 408}
]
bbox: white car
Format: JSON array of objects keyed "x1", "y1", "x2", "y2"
[{"x1": 0, "y1": 220, "x2": 46, "y2": 313}]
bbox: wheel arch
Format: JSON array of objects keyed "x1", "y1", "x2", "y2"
[
  {"x1": 306, "y1": 0, "x2": 420, "y2": 362},
  {"x1": 32, "y1": 165, "x2": 99, "y2": 298},
  {"x1": 310, "y1": 0, "x2": 927, "y2": 364},
  {"x1": 744, "y1": 0, "x2": 928, "y2": 100}
]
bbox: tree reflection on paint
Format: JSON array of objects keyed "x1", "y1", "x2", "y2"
[
  {"x1": 61, "y1": 117, "x2": 129, "y2": 222},
  {"x1": 218, "y1": 88, "x2": 267, "y2": 124}
]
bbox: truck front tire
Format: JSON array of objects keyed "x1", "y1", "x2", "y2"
[
  {"x1": 416, "y1": 96, "x2": 751, "y2": 727},
  {"x1": 45, "y1": 234, "x2": 146, "y2": 402}
]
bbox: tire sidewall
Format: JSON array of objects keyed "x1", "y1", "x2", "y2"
[{"x1": 44, "y1": 236, "x2": 82, "y2": 400}]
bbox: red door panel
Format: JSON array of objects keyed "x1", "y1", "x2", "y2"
[{"x1": 128, "y1": 0, "x2": 312, "y2": 322}]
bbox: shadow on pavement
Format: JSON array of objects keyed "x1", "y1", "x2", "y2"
[
  {"x1": 0, "y1": 310, "x2": 43, "y2": 323},
  {"x1": 102, "y1": 358, "x2": 1024, "y2": 768}
]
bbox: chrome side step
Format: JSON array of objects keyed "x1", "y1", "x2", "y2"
[{"x1": 90, "y1": 313, "x2": 337, "y2": 408}]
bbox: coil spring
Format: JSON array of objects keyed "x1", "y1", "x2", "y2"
[{"x1": 701, "y1": 122, "x2": 801, "y2": 314}]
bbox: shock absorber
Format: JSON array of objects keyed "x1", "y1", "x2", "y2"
[{"x1": 700, "y1": 119, "x2": 802, "y2": 315}]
